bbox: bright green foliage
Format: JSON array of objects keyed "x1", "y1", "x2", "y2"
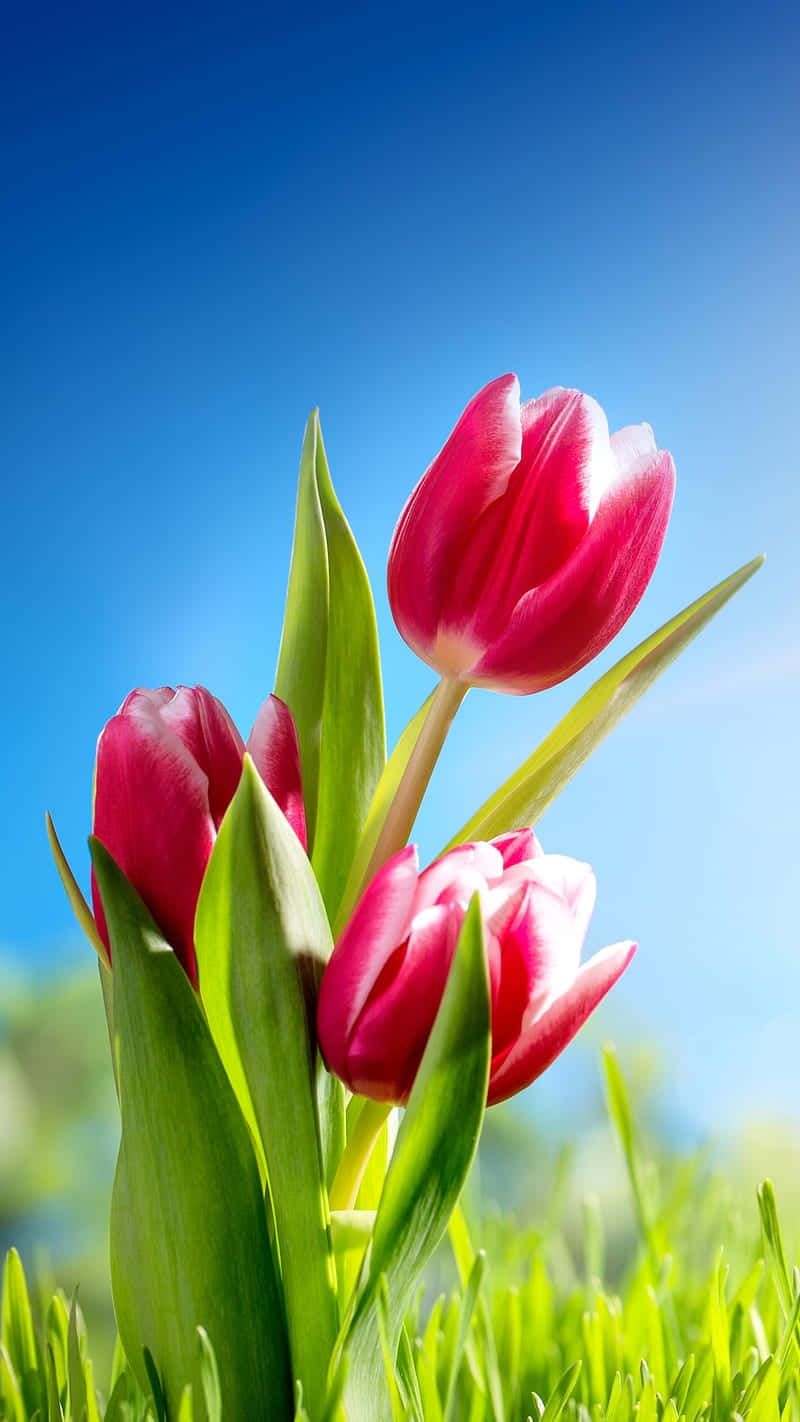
[
  {"x1": 275, "y1": 410, "x2": 386, "y2": 922},
  {"x1": 340, "y1": 897, "x2": 492, "y2": 1421},
  {"x1": 194, "y1": 758, "x2": 339, "y2": 1419},
  {"x1": 448, "y1": 556, "x2": 764, "y2": 847},
  {"x1": 3, "y1": 1046, "x2": 800, "y2": 1420},
  {"x1": 91, "y1": 841, "x2": 291, "y2": 1421}
]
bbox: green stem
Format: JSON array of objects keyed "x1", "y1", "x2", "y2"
[
  {"x1": 358, "y1": 675, "x2": 468, "y2": 895},
  {"x1": 329, "y1": 1099, "x2": 392, "y2": 1211}
]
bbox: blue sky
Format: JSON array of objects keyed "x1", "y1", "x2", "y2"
[{"x1": 3, "y1": 0, "x2": 798, "y2": 1138}]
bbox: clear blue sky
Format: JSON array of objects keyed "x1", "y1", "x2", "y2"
[{"x1": 3, "y1": 0, "x2": 798, "y2": 1136}]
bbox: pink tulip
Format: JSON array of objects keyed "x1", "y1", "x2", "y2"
[
  {"x1": 387, "y1": 375, "x2": 676, "y2": 694},
  {"x1": 91, "y1": 686, "x2": 306, "y2": 986},
  {"x1": 317, "y1": 830, "x2": 635, "y2": 1106}
]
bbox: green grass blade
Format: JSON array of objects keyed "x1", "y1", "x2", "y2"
[
  {"x1": 1, "y1": 1249, "x2": 43, "y2": 1420},
  {"x1": 758, "y1": 1181, "x2": 794, "y2": 1320},
  {"x1": 443, "y1": 1252, "x2": 487, "y2": 1422},
  {"x1": 540, "y1": 1361, "x2": 582, "y2": 1421}
]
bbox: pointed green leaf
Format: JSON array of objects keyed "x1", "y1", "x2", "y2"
[
  {"x1": 103, "y1": 1373, "x2": 132, "y2": 1422},
  {"x1": 45, "y1": 1294, "x2": 69, "y2": 1400},
  {"x1": 447, "y1": 557, "x2": 764, "y2": 846},
  {"x1": 1, "y1": 1249, "x2": 43, "y2": 1419},
  {"x1": 275, "y1": 411, "x2": 385, "y2": 919},
  {"x1": 91, "y1": 839, "x2": 292, "y2": 1422},
  {"x1": 442, "y1": 1251, "x2": 486, "y2": 1422},
  {"x1": 0, "y1": 1345, "x2": 26, "y2": 1422},
  {"x1": 541, "y1": 1362, "x2": 582, "y2": 1422},
  {"x1": 341, "y1": 896, "x2": 491, "y2": 1421},
  {"x1": 311, "y1": 419, "x2": 386, "y2": 918},
  {"x1": 46, "y1": 813, "x2": 106, "y2": 959},
  {"x1": 196, "y1": 1329, "x2": 222, "y2": 1422},
  {"x1": 67, "y1": 1294, "x2": 88, "y2": 1422},
  {"x1": 275, "y1": 413, "x2": 330, "y2": 842},
  {"x1": 45, "y1": 1344, "x2": 65, "y2": 1422},
  {"x1": 195, "y1": 758, "x2": 339, "y2": 1419},
  {"x1": 758, "y1": 1180, "x2": 794, "y2": 1319}
]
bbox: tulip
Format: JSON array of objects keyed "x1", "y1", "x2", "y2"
[
  {"x1": 91, "y1": 686, "x2": 306, "y2": 986},
  {"x1": 317, "y1": 829, "x2": 635, "y2": 1107},
  {"x1": 387, "y1": 375, "x2": 676, "y2": 694}
]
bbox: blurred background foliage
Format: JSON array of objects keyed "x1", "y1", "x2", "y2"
[{"x1": 2, "y1": 955, "x2": 798, "y2": 1389}]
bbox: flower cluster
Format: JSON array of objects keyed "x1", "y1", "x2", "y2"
[
  {"x1": 90, "y1": 376, "x2": 662, "y2": 1098},
  {"x1": 50, "y1": 372, "x2": 755, "y2": 1422}
]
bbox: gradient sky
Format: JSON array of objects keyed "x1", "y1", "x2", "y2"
[{"x1": 3, "y1": 0, "x2": 798, "y2": 1138}]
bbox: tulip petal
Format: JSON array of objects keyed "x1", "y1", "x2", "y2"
[
  {"x1": 610, "y1": 421, "x2": 659, "y2": 478},
  {"x1": 489, "y1": 874, "x2": 584, "y2": 1034},
  {"x1": 442, "y1": 390, "x2": 610, "y2": 643},
  {"x1": 91, "y1": 702, "x2": 215, "y2": 984},
  {"x1": 413, "y1": 840, "x2": 502, "y2": 914},
  {"x1": 493, "y1": 828, "x2": 542, "y2": 867},
  {"x1": 345, "y1": 903, "x2": 460, "y2": 1101},
  {"x1": 523, "y1": 855, "x2": 596, "y2": 945},
  {"x1": 160, "y1": 686, "x2": 245, "y2": 829},
  {"x1": 246, "y1": 694, "x2": 308, "y2": 850},
  {"x1": 471, "y1": 450, "x2": 676, "y2": 693},
  {"x1": 317, "y1": 847, "x2": 420, "y2": 1060},
  {"x1": 387, "y1": 374, "x2": 522, "y2": 665},
  {"x1": 487, "y1": 940, "x2": 636, "y2": 1105}
]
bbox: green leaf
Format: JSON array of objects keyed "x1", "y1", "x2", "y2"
[
  {"x1": 708, "y1": 1250, "x2": 732, "y2": 1418},
  {"x1": 335, "y1": 693, "x2": 434, "y2": 934},
  {"x1": 341, "y1": 896, "x2": 491, "y2": 1421},
  {"x1": 274, "y1": 412, "x2": 329, "y2": 842},
  {"x1": 446, "y1": 557, "x2": 764, "y2": 846},
  {"x1": 46, "y1": 813, "x2": 106, "y2": 959},
  {"x1": 442, "y1": 1251, "x2": 486, "y2": 1422},
  {"x1": 91, "y1": 839, "x2": 292, "y2": 1422},
  {"x1": 540, "y1": 1361, "x2": 582, "y2": 1422},
  {"x1": 196, "y1": 1330, "x2": 222, "y2": 1422},
  {"x1": 275, "y1": 410, "x2": 385, "y2": 920},
  {"x1": 45, "y1": 1344, "x2": 65, "y2": 1422},
  {"x1": 758, "y1": 1180, "x2": 794, "y2": 1319},
  {"x1": 0, "y1": 1346, "x2": 26, "y2": 1422},
  {"x1": 194, "y1": 758, "x2": 339, "y2": 1419},
  {"x1": 67, "y1": 1294, "x2": 88, "y2": 1422},
  {"x1": 603, "y1": 1046, "x2": 660, "y2": 1256},
  {"x1": 1, "y1": 1249, "x2": 43, "y2": 1420},
  {"x1": 103, "y1": 1373, "x2": 132, "y2": 1422}
]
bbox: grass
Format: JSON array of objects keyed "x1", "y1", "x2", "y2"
[{"x1": 1, "y1": 1044, "x2": 798, "y2": 1420}]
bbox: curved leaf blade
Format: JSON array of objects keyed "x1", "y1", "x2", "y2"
[
  {"x1": 448, "y1": 557, "x2": 764, "y2": 846},
  {"x1": 311, "y1": 418, "x2": 386, "y2": 920},
  {"x1": 275, "y1": 411, "x2": 385, "y2": 921},
  {"x1": 341, "y1": 896, "x2": 491, "y2": 1421},
  {"x1": 275, "y1": 413, "x2": 330, "y2": 845},
  {"x1": 195, "y1": 758, "x2": 339, "y2": 1419},
  {"x1": 91, "y1": 840, "x2": 291, "y2": 1421}
]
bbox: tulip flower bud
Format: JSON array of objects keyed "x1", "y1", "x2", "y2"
[
  {"x1": 317, "y1": 829, "x2": 635, "y2": 1106},
  {"x1": 91, "y1": 685, "x2": 306, "y2": 985},
  {"x1": 387, "y1": 375, "x2": 676, "y2": 694}
]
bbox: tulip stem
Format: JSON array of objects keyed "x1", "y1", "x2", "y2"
[
  {"x1": 328, "y1": 1099, "x2": 393, "y2": 1211},
  {"x1": 359, "y1": 675, "x2": 468, "y2": 893}
]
